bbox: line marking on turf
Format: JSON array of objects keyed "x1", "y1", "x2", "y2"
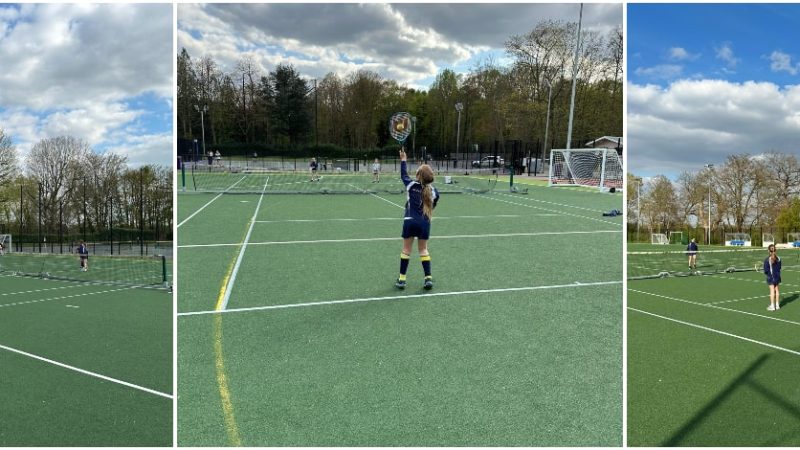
[
  {"x1": 369, "y1": 192, "x2": 404, "y2": 209},
  {"x1": 252, "y1": 214, "x2": 558, "y2": 224},
  {"x1": 178, "y1": 175, "x2": 247, "y2": 228},
  {"x1": 495, "y1": 191, "x2": 605, "y2": 213},
  {"x1": 0, "y1": 287, "x2": 134, "y2": 309},
  {"x1": 213, "y1": 314, "x2": 243, "y2": 446},
  {"x1": 178, "y1": 229, "x2": 621, "y2": 249},
  {"x1": 630, "y1": 289, "x2": 800, "y2": 326},
  {"x1": 0, "y1": 283, "x2": 83, "y2": 297},
  {"x1": 179, "y1": 280, "x2": 622, "y2": 317},
  {"x1": 216, "y1": 177, "x2": 269, "y2": 311},
  {"x1": 473, "y1": 193, "x2": 621, "y2": 226},
  {"x1": 0, "y1": 343, "x2": 174, "y2": 399},
  {"x1": 628, "y1": 307, "x2": 800, "y2": 357}
]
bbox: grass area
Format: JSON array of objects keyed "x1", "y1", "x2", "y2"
[
  {"x1": 628, "y1": 270, "x2": 800, "y2": 446},
  {"x1": 177, "y1": 181, "x2": 623, "y2": 446},
  {"x1": 0, "y1": 275, "x2": 173, "y2": 446}
]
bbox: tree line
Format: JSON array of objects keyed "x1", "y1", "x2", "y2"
[
  {"x1": 0, "y1": 132, "x2": 173, "y2": 246},
  {"x1": 177, "y1": 20, "x2": 622, "y2": 158},
  {"x1": 628, "y1": 152, "x2": 800, "y2": 242}
]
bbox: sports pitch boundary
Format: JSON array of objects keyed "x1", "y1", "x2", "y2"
[
  {"x1": 628, "y1": 308, "x2": 800, "y2": 357},
  {"x1": 0, "y1": 286, "x2": 135, "y2": 309},
  {"x1": 179, "y1": 279, "x2": 623, "y2": 317},
  {"x1": 629, "y1": 288, "x2": 800, "y2": 326},
  {"x1": 177, "y1": 229, "x2": 622, "y2": 249},
  {"x1": 0, "y1": 343, "x2": 174, "y2": 399}
]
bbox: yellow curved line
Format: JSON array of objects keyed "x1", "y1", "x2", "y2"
[{"x1": 213, "y1": 255, "x2": 243, "y2": 446}]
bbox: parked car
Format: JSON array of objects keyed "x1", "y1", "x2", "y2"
[{"x1": 471, "y1": 156, "x2": 504, "y2": 168}]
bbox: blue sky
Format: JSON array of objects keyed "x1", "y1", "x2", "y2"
[
  {"x1": 178, "y1": 3, "x2": 621, "y2": 91},
  {"x1": 0, "y1": 4, "x2": 173, "y2": 167},
  {"x1": 628, "y1": 3, "x2": 800, "y2": 178}
]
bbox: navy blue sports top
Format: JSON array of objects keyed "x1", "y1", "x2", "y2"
[
  {"x1": 764, "y1": 256, "x2": 781, "y2": 282},
  {"x1": 400, "y1": 161, "x2": 439, "y2": 221}
]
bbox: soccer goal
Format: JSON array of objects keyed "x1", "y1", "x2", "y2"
[
  {"x1": 0, "y1": 234, "x2": 11, "y2": 254},
  {"x1": 669, "y1": 231, "x2": 684, "y2": 245},
  {"x1": 548, "y1": 149, "x2": 623, "y2": 191},
  {"x1": 725, "y1": 233, "x2": 751, "y2": 246},
  {"x1": 762, "y1": 233, "x2": 775, "y2": 248},
  {"x1": 651, "y1": 233, "x2": 669, "y2": 245},
  {"x1": 787, "y1": 233, "x2": 800, "y2": 248}
]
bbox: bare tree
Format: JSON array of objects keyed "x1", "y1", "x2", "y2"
[{"x1": 0, "y1": 128, "x2": 17, "y2": 185}]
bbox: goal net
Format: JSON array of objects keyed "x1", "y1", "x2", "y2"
[
  {"x1": 669, "y1": 231, "x2": 684, "y2": 245},
  {"x1": 651, "y1": 233, "x2": 668, "y2": 245},
  {"x1": 725, "y1": 233, "x2": 751, "y2": 247},
  {"x1": 548, "y1": 148, "x2": 623, "y2": 191},
  {"x1": 762, "y1": 233, "x2": 775, "y2": 248},
  {"x1": 788, "y1": 233, "x2": 800, "y2": 247},
  {"x1": 0, "y1": 234, "x2": 11, "y2": 254}
]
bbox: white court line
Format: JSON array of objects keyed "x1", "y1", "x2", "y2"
[
  {"x1": 630, "y1": 289, "x2": 800, "y2": 326},
  {"x1": 628, "y1": 307, "x2": 800, "y2": 357},
  {"x1": 369, "y1": 192, "x2": 404, "y2": 209},
  {"x1": 177, "y1": 175, "x2": 248, "y2": 228},
  {"x1": 1, "y1": 283, "x2": 83, "y2": 297},
  {"x1": 218, "y1": 177, "x2": 269, "y2": 311},
  {"x1": 0, "y1": 343, "x2": 173, "y2": 399},
  {"x1": 474, "y1": 194, "x2": 621, "y2": 226},
  {"x1": 0, "y1": 287, "x2": 134, "y2": 309},
  {"x1": 179, "y1": 279, "x2": 622, "y2": 317},
  {"x1": 495, "y1": 191, "x2": 605, "y2": 213},
  {"x1": 178, "y1": 229, "x2": 621, "y2": 249},
  {"x1": 252, "y1": 214, "x2": 554, "y2": 224}
]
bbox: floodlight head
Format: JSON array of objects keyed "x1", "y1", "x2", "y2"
[{"x1": 455, "y1": 102, "x2": 463, "y2": 112}]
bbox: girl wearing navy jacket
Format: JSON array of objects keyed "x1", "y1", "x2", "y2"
[
  {"x1": 764, "y1": 244, "x2": 781, "y2": 311},
  {"x1": 396, "y1": 149, "x2": 439, "y2": 290}
]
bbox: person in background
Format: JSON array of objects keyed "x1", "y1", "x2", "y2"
[{"x1": 764, "y1": 244, "x2": 781, "y2": 311}]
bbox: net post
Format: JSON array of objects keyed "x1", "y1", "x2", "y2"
[
  {"x1": 181, "y1": 159, "x2": 186, "y2": 192},
  {"x1": 161, "y1": 255, "x2": 168, "y2": 287},
  {"x1": 547, "y1": 150, "x2": 554, "y2": 186}
]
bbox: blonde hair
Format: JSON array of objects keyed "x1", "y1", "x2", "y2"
[{"x1": 416, "y1": 164, "x2": 435, "y2": 220}]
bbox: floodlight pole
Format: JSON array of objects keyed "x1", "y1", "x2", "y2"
[
  {"x1": 566, "y1": 3, "x2": 583, "y2": 150},
  {"x1": 707, "y1": 165, "x2": 713, "y2": 245},
  {"x1": 194, "y1": 104, "x2": 208, "y2": 158},
  {"x1": 544, "y1": 79, "x2": 553, "y2": 157},
  {"x1": 455, "y1": 102, "x2": 463, "y2": 172},
  {"x1": 635, "y1": 177, "x2": 642, "y2": 242}
]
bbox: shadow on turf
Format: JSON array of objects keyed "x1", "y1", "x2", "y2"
[
  {"x1": 662, "y1": 354, "x2": 800, "y2": 446},
  {"x1": 779, "y1": 293, "x2": 799, "y2": 308}
]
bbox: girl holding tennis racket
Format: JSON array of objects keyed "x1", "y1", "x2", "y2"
[
  {"x1": 764, "y1": 244, "x2": 781, "y2": 311},
  {"x1": 396, "y1": 148, "x2": 439, "y2": 290}
]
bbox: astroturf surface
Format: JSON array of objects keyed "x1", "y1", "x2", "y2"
[
  {"x1": 628, "y1": 260, "x2": 800, "y2": 446},
  {"x1": 177, "y1": 181, "x2": 623, "y2": 446},
  {"x1": 0, "y1": 275, "x2": 173, "y2": 446}
]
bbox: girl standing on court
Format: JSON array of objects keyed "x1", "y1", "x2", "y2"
[
  {"x1": 764, "y1": 244, "x2": 781, "y2": 311},
  {"x1": 396, "y1": 148, "x2": 439, "y2": 290}
]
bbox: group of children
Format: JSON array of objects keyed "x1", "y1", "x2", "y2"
[{"x1": 686, "y1": 238, "x2": 783, "y2": 311}]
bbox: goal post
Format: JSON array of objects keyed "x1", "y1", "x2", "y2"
[
  {"x1": 669, "y1": 231, "x2": 684, "y2": 245},
  {"x1": 762, "y1": 233, "x2": 775, "y2": 248},
  {"x1": 0, "y1": 234, "x2": 11, "y2": 254},
  {"x1": 548, "y1": 148, "x2": 623, "y2": 191},
  {"x1": 651, "y1": 233, "x2": 668, "y2": 245},
  {"x1": 724, "y1": 233, "x2": 751, "y2": 247}
]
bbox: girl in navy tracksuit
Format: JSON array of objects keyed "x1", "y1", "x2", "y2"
[
  {"x1": 764, "y1": 244, "x2": 781, "y2": 311},
  {"x1": 687, "y1": 238, "x2": 698, "y2": 271},
  {"x1": 396, "y1": 149, "x2": 439, "y2": 290}
]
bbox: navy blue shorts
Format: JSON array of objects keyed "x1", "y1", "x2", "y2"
[
  {"x1": 401, "y1": 218, "x2": 431, "y2": 240},
  {"x1": 767, "y1": 276, "x2": 781, "y2": 286}
]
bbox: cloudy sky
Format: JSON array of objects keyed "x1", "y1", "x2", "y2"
[
  {"x1": 0, "y1": 3, "x2": 173, "y2": 167},
  {"x1": 177, "y1": 3, "x2": 621, "y2": 90},
  {"x1": 628, "y1": 3, "x2": 800, "y2": 178}
]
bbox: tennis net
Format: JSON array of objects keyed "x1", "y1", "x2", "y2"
[
  {"x1": 184, "y1": 164, "x2": 497, "y2": 195},
  {"x1": 628, "y1": 247, "x2": 800, "y2": 280},
  {"x1": 0, "y1": 252, "x2": 168, "y2": 288}
]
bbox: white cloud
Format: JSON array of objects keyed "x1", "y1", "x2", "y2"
[
  {"x1": 0, "y1": 4, "x2": 172, "y2": 168},
  {"x1": 668, "y1": 47, "x2": 699, "y2": 61},
  {"x1": 628, "y1": 80, "x2": 800, "y2": 176},
  {"x1": 769, "y1": 50, "x2": 799, "y2": 76},
  {"x1": 715, "y1": 43, "x2": 739, "y2": 68},
  {"x1": 104, "y1": 133, "x2": 173, "y2": 168},
  {"x1": 634, "y1": 64, "x2": 683, "y2": 80}
]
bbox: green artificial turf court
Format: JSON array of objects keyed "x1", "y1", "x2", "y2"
[
  {"x1": 177, "y1": 175, "x2": 623, "y2": 446},
  {"x1": 0, "y1": 274, "x2": 173, "y2": 446},
  {"x1": 628, "y1": 257, "x2": 800, "y2": 446}
]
